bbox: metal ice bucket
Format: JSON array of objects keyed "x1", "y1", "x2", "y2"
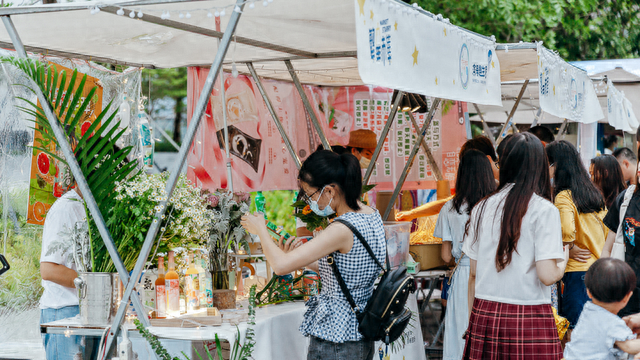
[{"x1": 74, "y1": 272, "x2": 117, "y2": 325}]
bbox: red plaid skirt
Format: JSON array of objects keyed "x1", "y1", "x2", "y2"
[{"x1": 462, "y1": 298, "x2": 562, "y2": 360}]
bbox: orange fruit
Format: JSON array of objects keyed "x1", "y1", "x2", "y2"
[{"x1": 33, "y1": 202, "x2": 46, "y2": 223}]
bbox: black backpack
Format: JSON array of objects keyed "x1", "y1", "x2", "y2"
[{"x1": 328, "y1": 219, "x2": 415, "y2": 344}]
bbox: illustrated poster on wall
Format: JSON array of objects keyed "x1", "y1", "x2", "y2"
[
  {"x1": 27, "y1": 63, "x2": 103, "y2": 225},
  {"x1": 187, "y1": 68, "x2": 467, "y2": 192}
]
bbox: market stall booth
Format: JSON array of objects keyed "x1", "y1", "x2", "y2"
[
  {"x1": 0, "y1": 0, "x2": 617, "y2": 359},
  {"x1": 0, "y1": 0, "x2": 485, "y2": 359}
]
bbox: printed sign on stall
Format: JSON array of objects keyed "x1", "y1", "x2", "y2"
[
  {"x1": 187, "y1": 68, "x2": 467, "y2": 192},
  {"x1": 27, "y1": 63, "x2": 103, "y2": 225},
  {"x1": 354, "y1": 0, "x2": 502, "y2": 107}
]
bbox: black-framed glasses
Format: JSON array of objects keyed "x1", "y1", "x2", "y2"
[
  {"x1": 302, "y1": 187, "x2": 323, "y2": 204},
  {"x1": 494, "y1": 161, "x2": 500, "y2": 170}
]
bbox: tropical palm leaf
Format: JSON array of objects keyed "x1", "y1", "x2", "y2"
[{"x1": 1, "y1": 56, "x2": 140, "y2": 272}]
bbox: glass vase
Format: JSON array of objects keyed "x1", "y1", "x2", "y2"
[{"x1": 210, "y1": 251, "x2": 229, "y2": 290}]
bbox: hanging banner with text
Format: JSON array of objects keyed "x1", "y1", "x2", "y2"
[
  {"x1": 537, "y1": 44, "x2": 604, "y2": 124},
  {"x1": 354, "y1": 0, "x2": 502, "y2": 106},
  {"x1": 187, "y1": 68, "x2": 468, "y2": 192},
  {"x1": 607, "y1": 82, "x2": 638, "y2": 134}
]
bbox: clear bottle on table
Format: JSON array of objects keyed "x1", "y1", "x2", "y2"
[
  {"x1": 185, "y1": 251, "x2": 200, "y2": 312},
  {"x1": 155, "y1": 256, "x2": 166, "y2": 319},
  {"x1": 165, "y1": 251, "x2": 180, "y2": 316}
]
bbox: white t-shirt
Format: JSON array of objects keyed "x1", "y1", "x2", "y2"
[
  {"x1": 40, "y1": 190, "x2": 86, "y2": 309},
  {"x1": 433, "y1": 200, "x2": 468, "y2": 262},
  {"x1": 462, "y1": 185, "x2": 564, "y2": 305}
]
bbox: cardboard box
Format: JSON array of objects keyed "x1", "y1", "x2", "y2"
[{"x1": 409, "y1": 244, "x2": 453, "y2": 270}]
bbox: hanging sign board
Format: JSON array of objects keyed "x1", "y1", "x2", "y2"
[
  {"x1": 537, "y1": 44, "x2": 604, "y2": 123},
  {"x1": 354, "y1": 0, "x2": 502, "y2": 106},
  {"x1": 607, "y1": 82, "x2": 638, "y2": 134},
  {"x1": 186, "y1": 69, "x2": 468, "y2": 193}
]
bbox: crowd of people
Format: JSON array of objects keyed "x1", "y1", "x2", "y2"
[{"x1": 426, "y1": 128, "x2": 640, "y2": 360}]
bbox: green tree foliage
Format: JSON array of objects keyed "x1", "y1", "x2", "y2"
[
  {"x1": 142, "y1": 68, "x2": 188, "y2": 144},
  {"x1": 409, "y1": 0, "x2": 640, "y2": 60}
]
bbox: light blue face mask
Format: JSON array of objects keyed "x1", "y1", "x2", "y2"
[{"x1": 308, "y1": 186, "x2": 335, "y2": 217}]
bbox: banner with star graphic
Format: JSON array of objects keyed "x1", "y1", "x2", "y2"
[
  {"x1": 537, "y1": 44, "x2": 604, "y2": 123},
  {"x1": 354, "y1": 0, "x2": 502, "y2": 106}
]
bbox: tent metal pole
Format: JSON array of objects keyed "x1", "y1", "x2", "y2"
[
  {"x1": 473, "y1": 103, "x2": 496, "y2": 148},
  {"x1": 285, "y1": 60, "x2": 331, "y2": 151},
  {"x1": 1, "y1": 15, "x2": 151, "y2": 330},
  {"x1": 102, "y1": 6, "x2": 317, "y2": 59},
  {"x1": 496, "y1": 80, "x2": 529, "y2": 146},
  {"x1": 406, "y1": 111, "x2": 443, "y2": 181},
  {"x1": 558, "y1": 118, "x2": 569, "y2": 139},
  {"x1": 363, "y1": 91, "x2": 403, "y2": 185},
  {"x1": 104, "y1": 0, "x2": 245, "y2": 354},
  {"x1": 530, "y1": 108, "x2": 542, "y2": 128},
  {"x1": 247, "y1": 62, "x2": 302, "y2": 169},
  {"x1": 383, "y1": 98, "x2": 442, "y2": 221},
  {"x1": 217, "y1": 41, "x2": 233, "y2": 193},
  {"x1": 148, "y1": 116, "x2": 180, "y2": 151}
]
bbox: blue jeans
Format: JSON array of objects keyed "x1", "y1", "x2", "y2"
[
  {"x1": 307, "y1": 336, "x2": 374, "y2": 360},
  {"x1": 561, "y1": 271, "x2": 590, "y2": 329},
  {"x1": 40, "y1": 305, "x2": 86, "y2": 360}
]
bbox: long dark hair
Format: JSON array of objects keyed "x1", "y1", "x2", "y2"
[
  {"x1": 546, "y1": 141, "x2": 605, "y2": 213},
  {"x1": 592, "y1": 155, "x2": 627, "y2": 209},
  {"x1": 298, "y1": 150, "x2": 362, "y2": 210},
  {"x1": 472, "y1": 132, "x2": 552, "y2": 272},
  {"x1": 452, "y1": 150, "x2": 496, "y2": 215},
  {"x1": 459, "y1": 136, "x2": 497, "y2": 161}
]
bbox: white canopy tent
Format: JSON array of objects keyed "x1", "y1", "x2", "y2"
[{"x1": 0, "y1": 0, "x2": 627, "y2": 356}]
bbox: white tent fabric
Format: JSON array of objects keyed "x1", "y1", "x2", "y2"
[
  {"x1": 0, "y1": 0, "x2": 632, "y2": 127},
  {"x1": 0, "y1": 0, "x2": 570, "y2": 88},
  {"x1": 537, "y1": 43, "x2": 604, "y2": 124},
  {"x1": 354, "y1": 0, "x2": 502, "y2": 106},
  {"x1": 607, "y1": 81, "x2": 639, "y2": 134}
]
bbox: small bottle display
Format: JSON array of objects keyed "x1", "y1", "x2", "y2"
[
  {"x1": 185, "y1": 251, "x2": 200, "y2": 312},
  {"x1": 155, "y1": 256, "x2": 166, "y2": 319},
  {"x1": 198, "y1": 253, "x2": 213, "y2": 307},
  {"x1": 165, "y1": 251, "x2": 180, "y2": 316},
  {"x1": 255, "y1": 191, "x2": 291, "y2": 243},
  {"x1": 138, "y1": 112, "x2": 154, "y2": 169}
]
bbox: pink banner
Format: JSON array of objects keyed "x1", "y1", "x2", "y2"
[{"x1": 187, "y1": 67, "x2": 468, "y2": 192}]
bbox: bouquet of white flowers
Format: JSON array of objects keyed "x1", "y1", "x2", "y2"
[{"x1": 91, "y1": 173, "x2": 213, "y2": 272}]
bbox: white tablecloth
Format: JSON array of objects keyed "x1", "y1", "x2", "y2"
[{"x1": 149, "y1": 294, "x2": 425, "y2": 360}]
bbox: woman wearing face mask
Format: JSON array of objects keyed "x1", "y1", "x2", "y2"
[
  {"x1": 346, "y1": 129, "x2": 377, "y2": 169},
  {"x1": 241, "y1": 150, "x2": 386, "y2": 360},
  {"x1": 546, "y1": 141, "x2": 607, "y2": 338}
]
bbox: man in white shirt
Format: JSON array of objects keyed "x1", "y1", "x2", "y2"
[{"x1": 39, "y1": 187, "x2": 88, "y2": 360}]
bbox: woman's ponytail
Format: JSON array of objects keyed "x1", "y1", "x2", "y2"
[{"x1": 339, "y1": 153, "x2": 362, "y2": 210}]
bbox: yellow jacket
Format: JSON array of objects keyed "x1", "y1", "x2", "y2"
[{"x1": 554, "y1": 190, "x2": 607, "y2": 272}]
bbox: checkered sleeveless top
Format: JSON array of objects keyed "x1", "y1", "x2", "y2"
[{"x1": 300, "y1": 210, "x2": 386, "y2": 342}]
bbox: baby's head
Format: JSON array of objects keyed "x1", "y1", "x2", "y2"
[{"x1": 585, "y1": 258, "x2": 637, "y2": 313}]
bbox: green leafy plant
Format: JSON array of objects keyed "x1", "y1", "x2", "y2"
[
  {"x1": 107, "y1": 173, "x2": 213, "y2": 272},
  {"x1": 1, "y1": 56, "x2": 140, "y2": 272}
]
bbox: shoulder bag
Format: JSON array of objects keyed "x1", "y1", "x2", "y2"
[
  {"x1": 328, "y1": 218, "x2": 415, "y2": 345},
  {"x1": 613, "y1": 185, "x2": 636, "y2": 261}
]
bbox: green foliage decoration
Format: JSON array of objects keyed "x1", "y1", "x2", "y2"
[
  {"x1": 1, "y1": 56, "x2": 140, "y2": 272},
  {"x1": 410, "y1": 0, "x2": 640, "y2": 60}
]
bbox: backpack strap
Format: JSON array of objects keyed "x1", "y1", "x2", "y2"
[
  {"x1": 616, "y1": 185, "x2": 636, "y2": 247},
  {"x1": 326, "y1": 218, "x2": 387, "y2": 314},
  {"x1": 333, "y1": 218, "x2": 388, "y2": 272}
]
